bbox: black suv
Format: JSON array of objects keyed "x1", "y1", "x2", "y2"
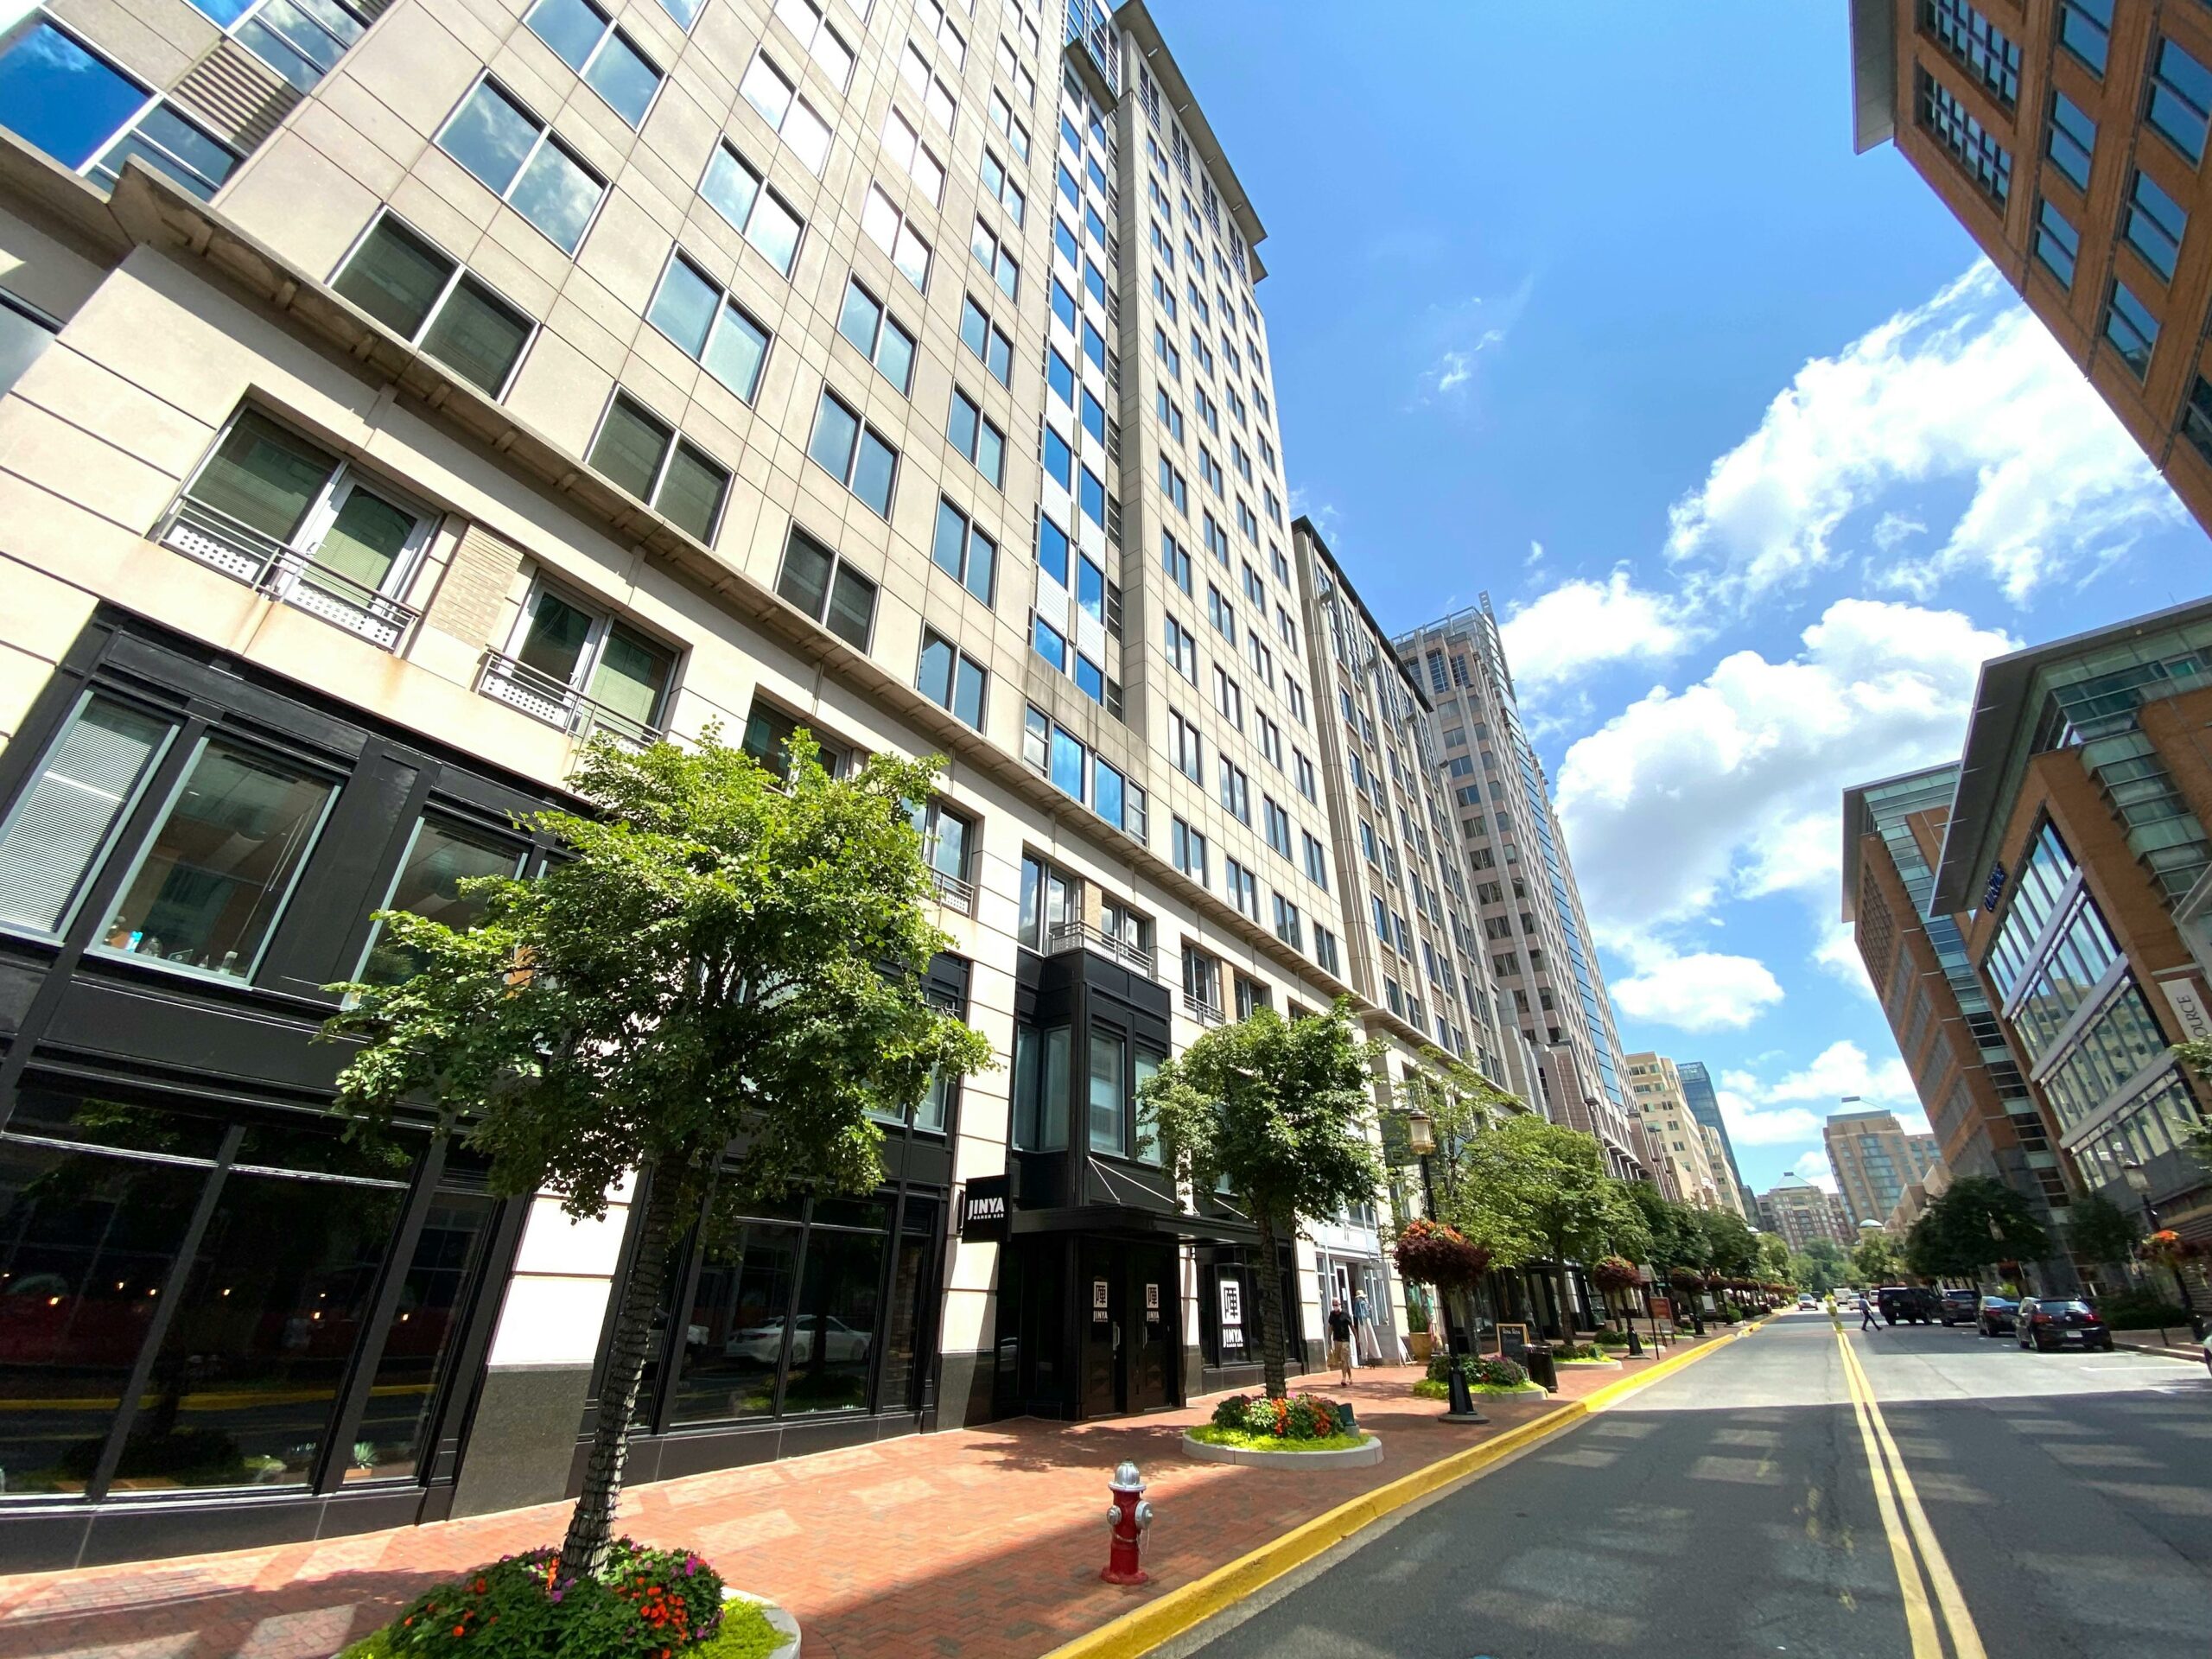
[
  {"x1": 1937, "y1": 1287, "x2": 1980, "y2": 1325},
  {"x1": 1878, "y1": 1286, "x2": 1940, "y2": 1325}
]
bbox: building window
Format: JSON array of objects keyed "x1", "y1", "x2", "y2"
[
  {"x1": 357, "y1": 816, "x2": 524, "y2": 984},
  {"x1": 2180, "y1": 375, "x2": 2212, "y2": 467},
  {"x1": 1915, "y1": 68, "x2": 2011, "y2": 204},
  {"x1": 978, "y1": 146, "x2": 1027, "y2": 226},
  {"x1": 1172, "y1": 817, "x2": 1208, "y2": 882},
  {"x1": 1224, "y1": 857, "x2": 1258, "y2": 919},
  {"x1": 1302, "y1": 830, "x2": 1328, "y2": 888},
  {"x1": 968, "y1": 219, "x2": 1021, "y2": 300},
  {"x1": 931, "y1": 499, "x2": 996, "y2": 605},
  {"x1": 837, "y1": 278, "x2": 918, "y2": 395},
  {"x1": 162, "y1": 407, "x2": 440, "y2": 650},
  {"x1": 1037, "y1": 512, "x2": 1071, "y2": 587},
  {"x1": 334, "y1": 215, "x2": 533, "y2": 397},
  {"x1": 438, "y1": 80, "x2": 605, "y2": 253},
  {"x1": 912, "y1": 797, "x2": 975, "y2": 908},
  {"x1": 880, "y1": 107, "x2": 945, "y2": 204},
  {"x1": 1013, "y1": 1022, "x2": 1071, "y2": 1147},
  {"x1": 946, "y1": 387, "x2": 1006, "y2": 486},
  {"x1": 0, "y1": 695, "x2": 175, "y2": 938},
  {"x1": 648, "y1": 251, "x2": 772, "y2": 402},
  {"x1": 1017, "y1": 851, "x2": 1079, "y2": 952},
  {"x1": 776, "y1": 525, "x2": 877, "y2": 650},
  {"x1": 807, "y1": 387, "x2": 899, "y2": 517},
  {"x1": 2032, "y1": 198, "x2": 2080, "y2": 289},
  {"x1": 741, "y1": 697, "x2": 848, "y2": 781},
  {"x1": 0, "y1": 20, "x2": 239, "y2": 199},
  {"x1": 1263, "y1": 798, "x2": 1291, "y2": 857},
  {"x1": 1161, "y1": 532, "x2": 1192, "y2": 594},
  {"x1": 2046, "y1": 91, "x2": 2094, "y2": 192},
  {"x1": 901, "y1": 41, "x2": 959, "y2": 130},
  {"x1": 188, "y1": 0, "x2": 369, "y2": 91},
  {"x1": 588, "y1": 394, "x2": 729, "y2": 540},
  {"x1": 958, "y1": 295, "x2": 1014, "y2": 386},
  {"x1": 917, "y1": 632, "x2": 987, "y2": 728},
  {"x1": 771, "y1": 0, "x2": 856, "y2": 88},
  {"x1": 2124, "y1": 170, "x2": 2189, "y2": 282},
  {"x1": 2104, "y1": 278, "x2": 2159, "y2": 378},
  {"x1": 486, "y1": 579, "x2": 676, "y2": 744},
  {"x1": 739, "y1": 51, "x2": 832, "y2": 174},
  {"x1": 2148, "y1": 36, "x2": 2212, "y2": 165},
  {"x1": 525, "y1": 0, "x2": 662, "y2": 126},
  {"x1": 1313, "y1": 924, "x2": 1339, "y2": 976},
  {"x1": 1169, "y1": 710, "x2": 1203, "y2": 780},
  {"x1": 1234, "y1": 972, "x2": 1270, "y2": 1020},
  {"x1": 1272, "y1": 893, "x2": 1301, "y2": 950},
  {"x1": 1182, "y1": 944, "x2": 1222, "y2": 1015},
  {"x1": 1919, "y1": 0, "x2": 2019, "y2": 107},
  {"x1": 1217, "y1": 759, "x2": 1249, "y2": 823},
  {"x1": 701, "y1": 143, "x2": 804, "y2": 276}
]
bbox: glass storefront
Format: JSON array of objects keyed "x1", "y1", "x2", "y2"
[{"x1": 0, "y1": 1086, "x2": 493, "y2": 1500}]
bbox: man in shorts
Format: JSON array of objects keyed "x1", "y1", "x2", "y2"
[{"x1": 1328, "y1": 1299, "x2": 1355, "y2": 1385}]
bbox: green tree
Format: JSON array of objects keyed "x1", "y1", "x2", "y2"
[
  {"x1": 2064, "y1": 1192, "x2": 2142, "y2": 1272},
  {"x1": 1905, "y1": 1176, "x2": 2049, "y2": 1281},
  {"x1": 323, "y1": 729, "x2": 990, "y2": 1579},
  {"x1": 1852, "y1": 1231, "x2": 1904, "y2": 1286},
  {"x1": 1141, "y1": 1001, "x2": 1383, "y2": 1399},
  {"x1": 1794, "y1": 1238, "x2": 1849, "y2": 1294},
  {"x1": 1624, "y1": 1182, "x2": 1711, "y2": 1277},
  {"x1": 1756, "y1": 1232, "x2": 1793, "y2": 1282},
  {"x1": 1443, "y1": 1116, "x2": 1616, "y2": 1338},
  {"x1": 1699, "y1": 1208, "x2": 1761, "y2": 1278},
  {"x1": 1385, "y1": 1046, "x2": 1519, "y2": 1222},
  {"x1": 2169, "y1": 1040, "x2": 2212, "y2": 1170}
]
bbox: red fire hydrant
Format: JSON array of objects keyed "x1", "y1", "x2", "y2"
[{"x1": 1102, "y1": 1459, "x2": 1154, "y2": 1584}]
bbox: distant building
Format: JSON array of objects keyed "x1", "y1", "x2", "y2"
[
  {"x1": 1677, "y1": 1059, "x2": 1756, "y2": 1215},
  {"x1": 1761, "y1": 1179, "x2": 1855, "y2": 1251},
  {"x1": 1625, "y1": 1051, "x2": 1735, "y2": 1213},
  {"x1": 1825, "y1": 1109, "x2": 1944, "y2": 1231}
]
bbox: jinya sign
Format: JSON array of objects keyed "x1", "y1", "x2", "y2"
[{"x1": 958, "y1": 1175, "x2": 1011, "y2": 1241}]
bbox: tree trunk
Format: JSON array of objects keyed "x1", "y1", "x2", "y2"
[
  {"x1": 1254, "y1": 1208, "x2": 1290, "y2": 1401},
  {"x1": 560, "y1": 1158, "x2": 686, "y2": 1582}
]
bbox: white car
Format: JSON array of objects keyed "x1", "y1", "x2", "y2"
[{"x1": 1798, "y1": 1295, "x2": 1817, "y2": 1310}]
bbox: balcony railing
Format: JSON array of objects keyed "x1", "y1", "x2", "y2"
[
  {"x1": 157, "y1": 497, "x2": 420, "y2": 652},
  {"x1": 477, "y1": 650, "x2": 664, "y2": 751},
  {"x1": 1181, "y1": 992, "x2": 1224, "y2": 1027},
  {"x1": 1048, "y1": 919, "x2": 1155, "y2": 980},
  {"x1": 928, "y1": 867, "x2": 976, "y2": 914}
]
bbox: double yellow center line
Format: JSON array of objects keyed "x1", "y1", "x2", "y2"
[{"x1": 1834, "y1": 1329, "x2": 1986, "y2": 1659}]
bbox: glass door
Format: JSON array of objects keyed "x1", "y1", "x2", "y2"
[{"x1": 1127, "y1": 1245, "x2": 1176, "y2": 1412}]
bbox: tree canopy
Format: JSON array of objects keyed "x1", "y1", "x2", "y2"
[
  {"x1": 2064, "y1": 1191, "x2": 2142, "y2": 1269},
  {"x1": 1142, "y1": 1001, "x2": 1382, "y2": 1397},
  {"x1": 1852, "y1": 1231, "x2": 1904, "y2": 1286},
  {"x1": 1792, "y1": 1237, "x2": 1851, "y2": 1294},
  {"x1": 1904, "y1": 1176, "x2": 2049, "y2": 1281},
  {"x1": 324, "y1": 728, "x2": 989, "y2": 1574}
]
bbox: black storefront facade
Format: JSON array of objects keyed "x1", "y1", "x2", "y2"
[
  {"x1": 0, "y1": 610, "x2": 563, "y2": 1569},
  {"x1": 982, "y1": 930, "x2": 1308, "y2": 1423}
]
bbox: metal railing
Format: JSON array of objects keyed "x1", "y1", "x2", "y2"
[
  {"x1": 1048, "y1": 919, "x2": 1155, "y2": 980},
  {"x1": 477, "y1": 650, "x2": 664, "y2": 751},
  {"x1": 1181, "y1": 992, "x2": 1224, "y2": 1027},
  {"x1": 929, "y1": 867, "x2": 976, "y2": 914},
  {"x1": 157, "y1": 497, "x2": 420, "y2": 652}
]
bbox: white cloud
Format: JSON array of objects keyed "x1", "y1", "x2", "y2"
[
  {"x1": 1555, "y1": 597, "x2": 2018, "y2": 937},
  {"x1": 1526, "y1": 539, "x2": 1547, "y2": 569},
  {"x1": 1412, "y1": 282, "x2": 1533, "y2": 407},
  {"x1": 1812, "y1": 923, "x2": 1875, "y2": 998},
  {"x1": 1496, "y1": 567, "x2": 1701, "y2": 697},
  {"x1": 1719, "y1": 1040, "x2": 1929, "y2": 1147},
  {"x1": 1787, "y1": 1148, "x2": 1840, "y2": 1194},
  {"x1": 1664, "y1": 263, "x2": 2180, "y2": 605},
  {"x1": 1611, "y1": 944, "x2": 1783, "y2": 1033}
]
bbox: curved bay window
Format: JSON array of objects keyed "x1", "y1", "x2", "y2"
[{"x1": 0, "y1": 1085, "x2": 496, "y2": 1500}]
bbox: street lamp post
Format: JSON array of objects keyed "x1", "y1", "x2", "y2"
[
  {"x1": 2122, "y1": 1162, "x2": 2203, "y2": 1342},
  {"x1": 1408, "y1": 1107, "x2": 1483, "y2": 1421}
]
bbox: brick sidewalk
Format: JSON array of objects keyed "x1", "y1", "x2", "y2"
[{"x1": 0, "y1": 1337, "x2": 1718, "y2": 1659}]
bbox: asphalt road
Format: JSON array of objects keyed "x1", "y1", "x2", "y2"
[{"x1": 1183, "y1": 1310, "x2": 2212, "y2": 1658}]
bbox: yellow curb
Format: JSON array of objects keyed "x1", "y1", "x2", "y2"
[{"x1": 1038, "y1": 1321, "x2": 1763, "y2": 1659}]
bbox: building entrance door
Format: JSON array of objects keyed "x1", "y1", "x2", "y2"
[
  {"x1": 1127, "y1": 1243, "x2": 1177, "y2": 1413},
  {"x1": 1078, "y1": 1239, "x2": 1180, "y2": 1417},
  {"x1": 1080, "y1": 1242, "x2": 1125, "y2": 1417}
]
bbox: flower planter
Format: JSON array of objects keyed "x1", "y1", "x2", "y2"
[
  {"x1": 1408, "y1": 1332, "x2": 1435, "y2": 1362},
  {"x1": 723, "y1": 1587, "x2": 802, "y2": 1656},
  {"x1": 1182, "y1": 1431, "x2": 1384, "y2": 1469}
]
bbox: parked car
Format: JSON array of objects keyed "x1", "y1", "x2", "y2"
[
  {"x1": 1937, "y1": 1287, "x2": 1980, "y2": 1325},
  {"x1": 1878, "y1": 1286, "x2": 1940, "y2": 1325},
  {"x1": 1977, "y1": 1296, "x2": 2018, "y2": 1338},
  {"x1": 2017, "y1": 1297, "x2": 2113, "y2": 1352}
]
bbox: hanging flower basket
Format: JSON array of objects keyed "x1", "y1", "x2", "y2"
[
  {"x1": 2141, "y1": 1229, "x2": 2190, "y2": 1269},
  {"x1": 1589, "y1": 1255, "x2": 1642, "y2": 1294},
  {"x1": 1393, "y1": 1219, "x2": 1491, "y2": 1289}
]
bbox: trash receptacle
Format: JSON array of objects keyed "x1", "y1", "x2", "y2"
[{"x1": 1525, "y1": 1345, "x2": 1560, "y2": 1393}]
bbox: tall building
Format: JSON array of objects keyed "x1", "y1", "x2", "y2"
[
  {"x1": 1848, "y1": 0, "x2": 2212, "y2": 538},
  {"x1": 0, "y1": 0, "x2": 1421, "y2": 1567},
  {"x1": 1677, "y1": 1058, "x2": 1754, "y2": 1215},
  {"x1": 1624, "y1": 1051, "x2": 1731, "y2": 1212},
  {"x1": 1843, "y1": 763, "x2": 2073, "y2": 1250},
  {"x1": 1394, "y1": 603, "x2": 1641, "y2": 1178},
  {"x1": 1760, "y1": 1177, "x2": 1856, "y2": 1251},
  {"x1": 1928, "y1": 601, "x2": 2212, "y2": 1262},
  {"x1": 1826, "y1": 1109, "x2": 1945, "y2": 1230}
]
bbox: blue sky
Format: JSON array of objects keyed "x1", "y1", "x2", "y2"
[{"x1": 1164, "y1": 3, "x2": 2212, "y2": 1195}]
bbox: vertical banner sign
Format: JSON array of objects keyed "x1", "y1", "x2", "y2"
[
  {"x1": 1145, "y1": 1281, "x2": 1161, "y2": 1322},
  {"x1": 1092, "y1": 1278, "x2": 1109, "y2": 1323},
  {"x1": 1218, "y1": 1277, "x2": 1245, "y2": 1355},
  {"x1": 2158, "y1": 973, "x2": 2212, "y2": 1045}
]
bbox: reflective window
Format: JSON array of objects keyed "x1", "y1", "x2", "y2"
[
  {"x1": 740, "y1": 52, "x2": 831, "y2": 175},
  {"x1": 334, "y1": 215, "x2": 532, "y2": 397},
  {"x1": 497, "y1": 582, "x2": 676, "y2": 739},
  {"x1": 837, "y1": 278, "x2": 917, "y2": 394},
  {"x1": 701, "y1": 143, "x2": 804, "y2": 276},
  {"x1": 647, "y1": 252, "x2": 772, "y2": 403},
  {"x1": 2148, "y1": 35, "x2": 2212, "y2": 163},
  {"x1": 931, "y1": 498, "x2": 996, "y2": 604},
  {"x1": 917, "y1": 632, "x2": 987, "y2": 728},
  {"x1": 774, "y1": 525, "x2": 877, "y2": 651},
  {"x1": 808, "y1": 388, "x2": 898, "y2": 517},
  {"x1": 671, "y1": 1204, "x2": 800, "y2": 1423},
  {"x1": 1012, "y1": 1022, "x2": 1071, "y2": 1147},
  {"x1": 355, "y1": 816, "x2": 522, "y2": 985},
  {"x1": 2105, "y1": 277, "x2": 2159, "y2": 378},
  {"x1": 525, "y1": 0, "x2": 661, "y2": 126},
  {"x1": 861, "y1": 184, "x2": 933, "y2": 291},
  {"x1": 0, "y1": 696, "x2": 173, "y2": 938},
  {"x1": 437, "y1": 80, "x2": 606, "y2": 252},
  {"x1": 588, "y1": 393, "x2": 728, "y2": 540}
]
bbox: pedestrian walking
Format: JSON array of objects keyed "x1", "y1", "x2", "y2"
[
  {"x1": 1328, "y1": 1299, "x2": 1355, "y2": 1386},
  {"x1": 1859, "y1": 1294, "x2": 1877, "y2": 1332},
  {"x1": 1352, "y1": 1287, "x2": 1382, "y2": 1363}
]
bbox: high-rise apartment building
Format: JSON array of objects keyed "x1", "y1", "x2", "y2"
[
  {"x1": 1624, "y1": 1051, "x2": 1730, "y2": 1212},
  {"x1": 1759, "y1": 1177, "x2": 1856, "y2": 1251},
  {"x1": 0, "y1": 0, "x2": 1417, "y2": 1567},
  {"x1": 1677, "y1": 1058, "x2": 1755, "y2": 1216},
  {"x1": 1826, "y1": 1109, "x2": 1944, "y2": 1230},
  {"x1": 1849, "y1": 0, "x2": 2212, "y2": 537},
  {"x1": 1844, "y1": 764, "x2": 2073, "y2": 1248},
  {"x1": 1394, "y1": 602, "x2": 1641, "y2": 1178}
]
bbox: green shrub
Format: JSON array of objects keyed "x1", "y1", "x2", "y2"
[
  {"x1": 341, "y1": 1539, "x2": 748, "y2": 1658},
  {"x1": 1592, "y1": 1330, "x2": 1632, "y2": 1349},
  {"x1": 1425, "y1": 1352, "x2": 1529, "y2": 1389},
  {"x1": 2094, "y1": 1291, "x2": 2194, "y2": 1331},
  {"x1": 1209, "y1": 1392, "x2": 1352, "y2": 1440},
  {"x1": 1553, "y1": 1342, "x2": 1605, "y2": 1361},
  {"x1": 1188, "y1": 1426, "x2": 1370, "y2": 1452}
]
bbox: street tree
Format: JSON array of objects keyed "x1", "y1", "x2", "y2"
[
  {"x1": 1756, "y1": 1232, "x2": 1793, "y2": 1282},
  {"x1": 1444, "y1": 1116, "x2": 1616, "y2": 1338},
  {"x1": 2065, "y1": 1192, "x2": 2142, "y2": 1276},
  {"x1": 1852, "y1": 1231, "x2": 1904, "y2": 1286},
  {"x1": 1699, "y1": 1208, "x2": 1762, "y2": 1279},
  {"x1": 1904, "y1": 1176, "x2": 2049, "y2": 1281},
  {"x1": 1141, "y1": 1001, "x2": 1383, "y2": 1399},
  {"x1": 1793, "y1": 1238, "x2": 1850, "y2": 1294},
  {"x1": 323, "y1": 729, "x2": 990, "y2": 1579},
  {"x1": 1624, "y1": 1182, "x2": 1711, "y2": 1278},
  {"x1": 1383, "y1": 1046, "x2": 1518, "y2": 1222}
]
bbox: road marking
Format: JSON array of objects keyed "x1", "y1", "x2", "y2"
[{"x1": 1836, "y1": 1330, "x2": 1989, "y2": 1659}]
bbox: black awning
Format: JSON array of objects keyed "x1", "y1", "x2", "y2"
[{"x1": 1009, "y1": 1202, "x2": 1260, "y2": 1245}]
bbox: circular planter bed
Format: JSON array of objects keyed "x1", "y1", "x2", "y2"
[
  {"x1": 724, "y1": 1587, "x2": 802, "y2": 1656},
  {"x1": 1182, "y1": 1429, "x2": 1383, "y2": 1468}
]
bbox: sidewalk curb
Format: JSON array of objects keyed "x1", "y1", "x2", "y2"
[
  {"x1": 1038, "y1": 1319, "x2": 1767, "y2": 1659},
  {"x1": 2113, "y1": 1337, "x2": 2205, "y2": 1363}
]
